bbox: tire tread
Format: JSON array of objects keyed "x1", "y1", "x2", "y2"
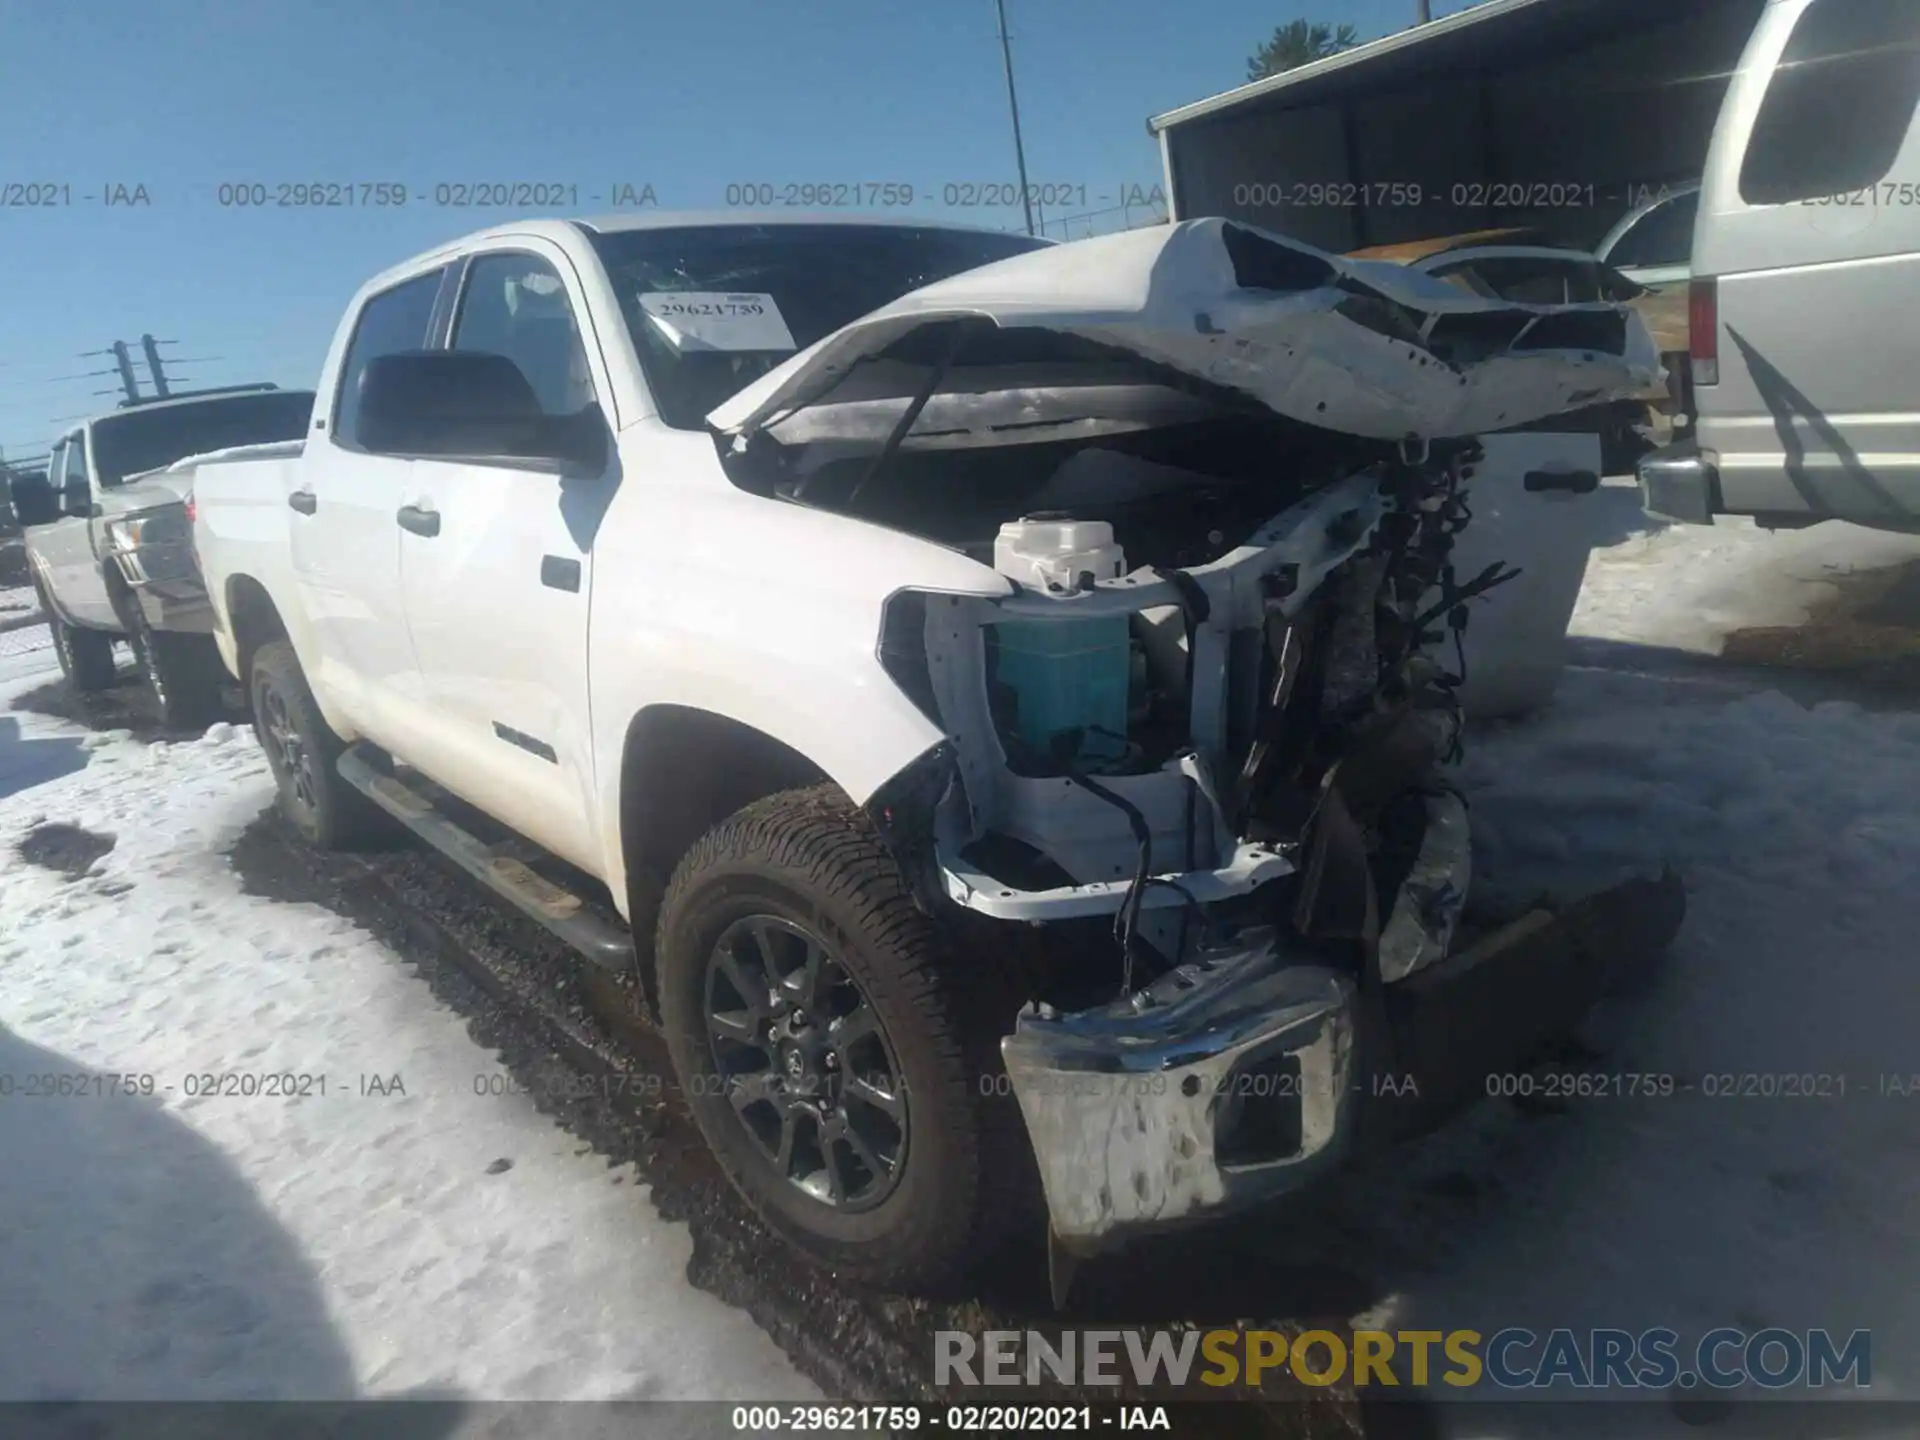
[{"x1": 657, "y1": 783, "x2": 1036, "y2": 1291}]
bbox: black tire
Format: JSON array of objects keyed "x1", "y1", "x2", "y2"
[
  {"x1": 35, "y1": 575, "x2": 117, "y2": 692},
  {"x1": 248, "y1": 638, "x2": 384, "y2": 849},
  {"x1": 127, "y1": 610, "x2": 228, "y2": 731},
  {"x1": 656, "y1": 784, "x2": 1032, "y2": 1292}
]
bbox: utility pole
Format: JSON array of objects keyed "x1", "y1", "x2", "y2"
[
  {"x1": 1416, "y1": 0, "x2": 1432, "y2": 20},
  {"x1": 140, "y1": 334, "x2": 171, "y2": 398},
  {"x1": 993, "y1": 0, "x2": 1036, "y2": 237},
  {"x1": 110, "y1": 341, "x2": 141, "y2": 403}
]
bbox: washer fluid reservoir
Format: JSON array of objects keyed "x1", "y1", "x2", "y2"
[{"x1": 988, "y1": 517, "x2": 1132, "y2": 768}]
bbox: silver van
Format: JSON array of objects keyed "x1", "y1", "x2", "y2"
[{"x1": 1639, "y1": 0, "x2": 1920, "y2": 532}]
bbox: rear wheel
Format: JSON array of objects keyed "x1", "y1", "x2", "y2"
[
  {"x1": 127, "y1": 608, "x2": 227, "y2": 731},
  {"x1": 656, "y1": 784, "x2": 1031, "y2": 1292},
  {"x1": 34, "y1": 576, "x2": 117, "y2": 692},
  {"x1": 249, "y1": 639, "x2": 384, "y2": 849}
]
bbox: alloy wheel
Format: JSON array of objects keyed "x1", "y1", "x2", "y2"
[
  {"x1": 703, "y1": 914, "x2": 908, "y2": 1211},
  {"x1": 258, "y1": 682, "x2": 317, "y2": 814}
]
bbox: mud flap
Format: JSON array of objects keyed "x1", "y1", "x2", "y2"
[{"x1": 1369, "y1": 868, "x2": 1686, "y2": 1140}]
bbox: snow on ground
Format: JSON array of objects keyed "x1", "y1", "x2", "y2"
[
  {"x1": 0, "y1": 635, "x2": 87, "y2": 802},
  {"x1": 1570, "y1": 481, "x2": 1920, "y2": 654},
  {"x1": 1360, "y1": 499, "x2": 1920, "y2": 1435},
  {"x1": 1425, "y1": 673, "x2": 1920, "y2": 1424},
  {"x1": 6, "y1": 492, "x2": 1920, "y2": 1427},
  {"x1": 0, "y1": 654, "x2": 815, "y2": 1406}
]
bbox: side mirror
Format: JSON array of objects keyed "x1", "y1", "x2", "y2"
[
  {"x1": 61, "y1": 479, "x2": 92, "y2": 518},
  {"x1": 357, "y1": 350, "x2": 609, "y2": 475},
  {"x1": 8, "y1": 471, "x2": 61, "y2": 528}
]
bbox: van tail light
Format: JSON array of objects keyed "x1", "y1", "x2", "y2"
[
  {"x1": 183, "y1": 491, "x2": 196, "y2": 524},
  {"x1": 1688, "y1": 278, "x2": 1719, "y2": 386}
]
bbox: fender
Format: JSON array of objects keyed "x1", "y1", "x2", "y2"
[
  {"x1": 215, "y1": 570, "x2": 361, "y2": 742},
  {"x1": 590, "y1": 655, "x2": 949, "y2": 920},
  {"x1": 20, "y1": 547, "x2": 71, "y2": 626}
]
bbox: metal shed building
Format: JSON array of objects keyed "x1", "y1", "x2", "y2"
[{"x1": 1150, "y1": 0, "x2": 1768, "y2": 252}]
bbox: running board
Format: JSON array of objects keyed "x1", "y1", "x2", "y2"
[{"x1": 336, "y1": 745, "x2": 633, "y2": 973}]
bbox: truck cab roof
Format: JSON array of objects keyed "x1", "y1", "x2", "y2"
[{"x1": 355, "y1": 211, "x2": 1053, "y2": 298}]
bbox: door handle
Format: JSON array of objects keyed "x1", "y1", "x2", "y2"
[
  {"x1": 287, "y1": 489, "x2": 317, "y2": 515},
  {"x1": 396, "y1": 504, "x2": 441, "y2": 537},
  {"x1": 1523, "y1": 470, "x2": 1601, "y2": 495}
]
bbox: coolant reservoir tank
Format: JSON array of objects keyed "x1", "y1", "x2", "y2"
[{"x1": 993, "y1": 516, "x2": 1126, "y2": 591}]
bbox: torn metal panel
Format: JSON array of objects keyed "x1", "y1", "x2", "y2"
[
  {"x1": 999, "y1": 931, "x2": 1356, "y2": 1253},
  {"x1": 709, "y1": 217, "x2": 1661, "y2": 445}
]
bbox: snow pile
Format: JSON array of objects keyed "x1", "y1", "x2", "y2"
[{"x1": 0, "y1": 713, "x2": 814, "y2": 1404}]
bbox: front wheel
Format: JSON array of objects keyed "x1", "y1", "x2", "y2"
[
  {"x1": 656, "y1": 785, "x2": 1031, "y2": 1292},
  {"x1": 34, "y1": 576, "x2": 117, "y2": 692}
]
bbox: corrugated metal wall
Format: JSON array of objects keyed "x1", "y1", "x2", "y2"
[{"x1": 1167, "y1": 0, "x2": 1763, "y2": 251}]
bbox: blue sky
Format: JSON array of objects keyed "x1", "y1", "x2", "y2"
[{"x1": 0, "y1": 0, "x2": 1474, "y2": 460}]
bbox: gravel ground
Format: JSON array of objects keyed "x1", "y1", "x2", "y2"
[{"x1": 221, "y1": 807, "x2": 1383, "y2": 1439}]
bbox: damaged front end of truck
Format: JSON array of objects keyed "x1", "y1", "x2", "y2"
[{"x1": 709, "y1": 217, "x2": 1686, "y2": 1276}]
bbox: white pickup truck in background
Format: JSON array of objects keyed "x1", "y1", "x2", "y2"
[
  {"x1": 9, "y1": 385, "x2": 316, "y2": 726},
  {"x1": 186, "y1": 212, "x2": 1671, "y2": 1296}
]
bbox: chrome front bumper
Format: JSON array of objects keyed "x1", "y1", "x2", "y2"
[
  {"x1": 998, "y1": 789, "x2": 1474, "y2": 1254},
  {"x1": 1000, "y1": 932, "x2": 1357, "y2": 1255}
]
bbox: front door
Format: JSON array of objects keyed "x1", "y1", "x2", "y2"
[
  {"x1": 34, "y1": 434, "x2": 119, "y2": 628},
  {"x1": 396, "y1": 248, "x2": 604, "y2": 871}
]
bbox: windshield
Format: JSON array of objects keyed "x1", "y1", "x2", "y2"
[
  {"x1": 91, "y1": 390, "x2": 316, "y2": 486},
  {"x1": 586, "y1": 224, "x2": 1050, "y2": 430}
]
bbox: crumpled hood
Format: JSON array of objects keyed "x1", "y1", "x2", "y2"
[{"x1": 707, "y1": 216, "x2": 1661, "y2": 443}]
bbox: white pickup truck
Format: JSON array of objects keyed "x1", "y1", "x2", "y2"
[
  {"x1": 188, "y1": 212, "x2": 1674, "y2": 1296},
  {"x1": 10, "y1": 386, "x2": 316, "y2": 725}
]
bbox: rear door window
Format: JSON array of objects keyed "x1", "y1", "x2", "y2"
[
  {"x1": 1740, "y1": 0, "x2": 1920, "y2": 205},
  {"x1": 333, "y1": 269, "x2": 447, "y2": 449}
]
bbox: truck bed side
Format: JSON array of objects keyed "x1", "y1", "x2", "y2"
[{"x1": 188, "y1": 443, "x2": 315, "y2": 684}]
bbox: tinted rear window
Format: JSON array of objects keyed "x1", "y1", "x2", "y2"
[
  {"x1": 1740, "y1": 0, "x2": 1920, "y2": 205},
  {"x1": 91, "y1": 391, "x2": 317, "y2": 486}
]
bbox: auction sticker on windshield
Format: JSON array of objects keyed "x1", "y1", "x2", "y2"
[{"x1": 639, "y1": 291, "x2": 796, "y2": 352}]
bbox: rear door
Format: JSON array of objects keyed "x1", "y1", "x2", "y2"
[
  {"x1": 1697, "y1": 0, "x2": 1920, "y2": 523},
  {"x1": 291, "y1": 267, "x2": 448, "y2": 742},
  {"x1": 395, "y1": 246, "x2": 605, "y2": 872}
]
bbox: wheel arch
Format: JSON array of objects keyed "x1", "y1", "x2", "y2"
[
  {"x1": 101, "y1": 561, "x2": 141, "y2": 635},
  {"x1": 615, "y1": 703, "x2": 833, "y2": 1015},
  {"x1": 224, "y1": 573, "x2": 289, "y2": 688}
]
